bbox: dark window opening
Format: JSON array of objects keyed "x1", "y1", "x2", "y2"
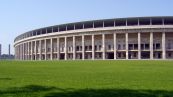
[
  {"x1": 60, "y1": 54, "x2": 65, "y2": 60},
  {"x1": 128, "y1": 44, "x2": 133, "y2": 50},
  {"x1": 59, "y1": 26, "x2": 66, "y2": 32},
  {"x1": 33, "y1": 31, "x2": 36, "y2": 36},
  {"x1": 84, "y1": 22, "x2": 93, "y2": 29},
  {"x1": 156, "y1": 43, "x2": 161, "y2": 49},
  {"x1": 75, "y1": 23, "x2": 83, "y2": 29},
  {"x1": 152, "y1": 18, "x2": 162, "y2": 25},
  {"x1": 37, "y1": 30, "x2": 41, "y2": 35},
  {"x1": 67, "y1": 25, "x2": 74, "y2": 30},
  {"x1": 89, "y1": 45, "x2": 92, "y2": 50},
  {"x1": 127, "y1": 19, "x2": 138, "y2": 26},
  {"x1": 139, "y1": 18, "x2": 150, "y2": 25},
  {"x1": 134, "y1": 52, "x2": 137, "y2": 57},
  {"x1": 123, "y1": 53, "x2": 126, "y2": 57},
  {"x1": 85, "y1": 46, "x2": 87, "y2": 51},
  {"x1": 164, "y1": 18, "x2": 173, "y2": 25},
  {"x1": 47, "y1": 28, "x2": 52, "y2": 33},
  {"x1": 95, "y1": 45, "x2": 97, "y2": 51},
  {"x1": 94, "y1": 21, "x2": 103, "y2": 28},
  {"x1": 141, "y1": 44, "x2": 144, "y2": 50},
  {"x1": 42, "y1": 29, "x2": 46, "y2": 34},
  {"x1": 99, "y1": 45, "x2": 101, "y2": 50},
  {"x1": 76, "y1": 46, "x2": 79, "y2": 51},
  {"x1": 116, "y1": 19, "x2": 126, "y2": 26},
  {"x1": 145, "y1": 44, "x2": 149, "y2": 49},
  {"x1": 107, "y1": 53, "x2": 114, "y2": 59},
  {"x1": 104, "y1": 20, "x2": 114, "y2": 27},
  {"x1": 141, "y1": 52, "x2": 150, "y2": 59},
  {"x1": 134, "y1": 44, "x2": 138, "y2": 49},
  {"x1": 153, "y1": 44, "x2": 155, "y2": 49},
  {"x1": 53, "y1": 27, "x2": 59, "y2": 32},
  {"x1": 108, "y1": 45, "x2": 111, "y2": 50},
  {"x1": 168, "y1": 53, "x2": 172, "y2": 57},
  {"x1": 67, "y1": 24, "x2": 74, "y2": 30}
]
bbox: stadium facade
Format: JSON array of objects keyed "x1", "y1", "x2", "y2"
[
  {"x1": 14, "y1": 16, "x2": 173, "y2": 60},
  {"x1": 0, "y1": 44, "x2": 1, "y2": 57}
]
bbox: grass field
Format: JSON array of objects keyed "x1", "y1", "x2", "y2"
[{"x1": 0, "y1": 60, "x2": 173, "y2": 97}]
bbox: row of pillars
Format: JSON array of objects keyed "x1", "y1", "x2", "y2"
[{"x1": 15, "y1": 32, "x2": 166, "y2": 60}]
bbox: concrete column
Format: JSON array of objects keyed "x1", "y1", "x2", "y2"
[
  {"x1": 14, "y1": 46, "x2": 16, "y2": 59},
  {"x1": 39, "y1": 40, "x2": 42, "y2": 60},
  {"x1": 18, "y1": 46, "x2": 19, "y2": 60},
  {"x1": 92, "y1": 34, "x2": 95, "y2": 60},
  {"x1": 31, "y1": 41, "x2": 33, "y2": 60},
  {"x1": 24, "y1": 43, "x2": 26, "y2": 60},
  {"x1": 138, "y1": 32, "x2": 141, "y2": 59},
  {"x1": 57, "y1": 37, "x2": 60, "y2": 60},
  {"x1": 16, "y1": 46, "x2": 17, "y2": 59},
  {"x1": 73, "y1": 36, "x2": 76, "y2": 60},
  {"x1": 150, "y1": 32, "x2": 153, "y2": 59},
  {"x1": 64, "y1": 37, "x2": 67, "y2": 60},
  {"x1": 20, "y1": 43, "x2": 24, "y2": 60},
  {"x1": 35, "y1": 41, "x2": 37, "y2": 60},
  {"x1": 82, "y1": 35, "x2": 85, "y2": 60},
  {"x1": 19, "y1": 45, "x2": 21, "y2": 60},
  {"x1": 45, "y1": 39, "x2": 47, "y2": 60},
  {"x1": 126, "y1": 33, "x2": 129, "y2": 59},
  {"x1": 114, "y1": 33, "x2": 117, "y2": 59},
  {"x1": 162, "y1": 32, "x2": 166, "y2": 59},
  {"x1": 25, "y1": 43, "x2": 27, "y2": 60},
  {"x1": 50, "y1": 38, "x2": 53, "y2": 60},
  {"x1": 20, "y1": 44, "x2": 22, "y2": 60},
  {"x1": 20, "y1": 44, "x2": 21, "y2": 60},
  {"x1": 19, "y1": 45, "x2": 20, "y2": 60},
  {"x1": 15, "y1": 46, "x2": 16, "y2": 59},
  {"x1": 14, "y1": 47, "x2": 15, "y2": 59},
  {"x1": 28, "y1": 42, "x2": 30, "y2": 60},
  {"x1": 23, "y1": 44, "x2": 24, "y2": 60},
  {"x1": 25, "y1": 43, "x2": 26, "y2": 60},
  {"x1": 102, "y1": 34, "x2": 105, "y2": 60},
  {"x1": 22, "y1": 43, "x2": 24, "y2": 60}
]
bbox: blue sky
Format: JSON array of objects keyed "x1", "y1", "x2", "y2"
[{"x1": 0, "y1": 0, "x2": 173, "y2": 54}]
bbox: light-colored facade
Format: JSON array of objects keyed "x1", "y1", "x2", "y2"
[
  {"x1": 0, "y1": 44, "x2": 1, "y2": 57},
  {"x1": 14, "y1": 16, "x2": 173, "y2": 60}
]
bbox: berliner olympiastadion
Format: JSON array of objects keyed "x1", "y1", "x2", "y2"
[{"x1": 14, "y1": 16, "x2": 173, "y2": 60}]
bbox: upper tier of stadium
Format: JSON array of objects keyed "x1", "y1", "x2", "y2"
[{"x1": 14, "y1": 16, "x2": 173, "y2": 42}]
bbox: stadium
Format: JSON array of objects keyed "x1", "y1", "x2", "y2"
[{"x1": 14, "y1": 16, "x2": 173, "y2": 60}]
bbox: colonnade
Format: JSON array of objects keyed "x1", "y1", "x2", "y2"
[{"x1": 15, "y1": 32, "x2": 172, "y2": 60}]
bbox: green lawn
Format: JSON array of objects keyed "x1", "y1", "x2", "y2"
[{"x1": 0, "y1": 60, "x2": 173, "y2": 97}]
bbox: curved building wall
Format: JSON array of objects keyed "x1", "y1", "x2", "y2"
[{"x1": 14, "y1": 16, "x2": 173, "y2": 60}]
